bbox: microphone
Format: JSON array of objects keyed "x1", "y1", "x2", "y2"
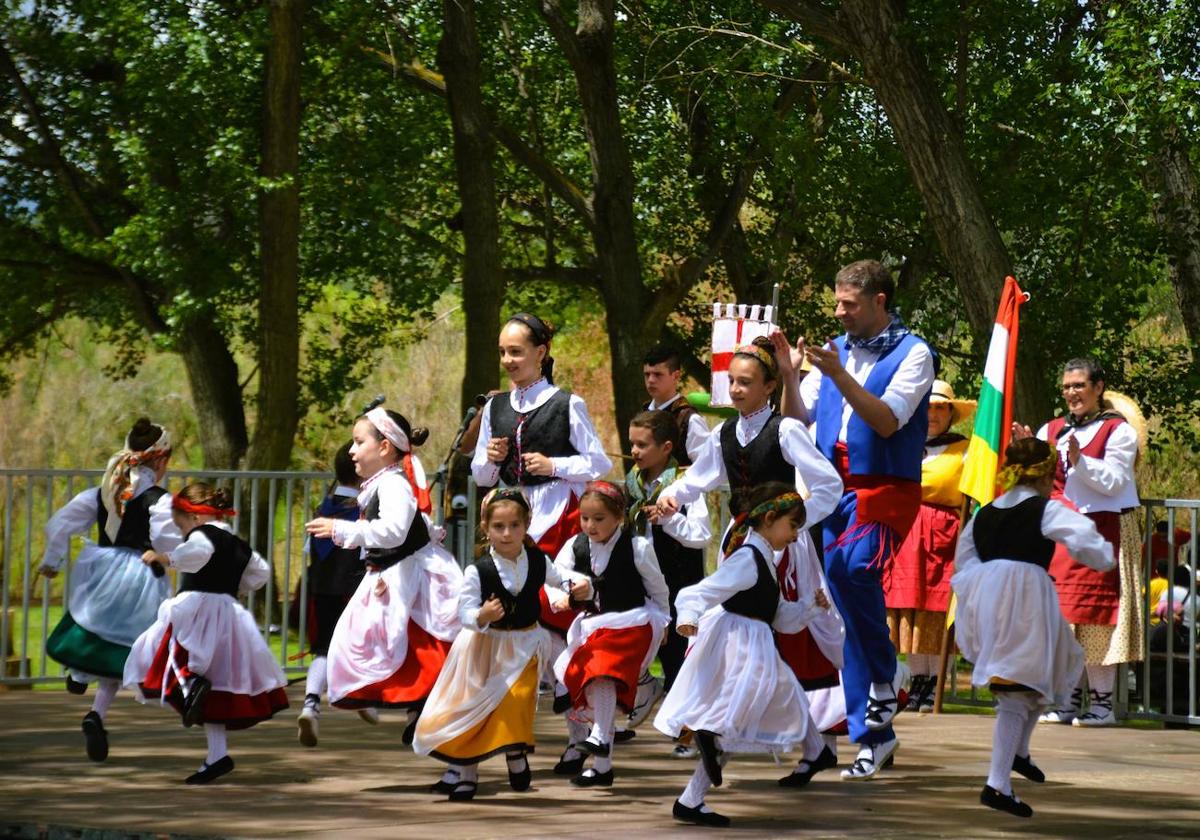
[
  {"x1": 450, "y1": 405, "x2": 479, "y2": 453},
  {"x1": 362, "y1": 394, "x2": 386, "y2": 414}
]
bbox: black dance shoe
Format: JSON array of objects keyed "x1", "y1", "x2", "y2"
[
  {"x1": 553, "y1": 747, "x2": 586, "y2": 776},
  {"x1": 694, "y1": 730, "x2": 724, "y2": 787},
  {"x1": 580, "y1": 736, "x2": 611, "y2": 757},
  {"x1": 778, "y1": 744, "x2": 838, "y2": 788},
  {"x1": 552, "y1": 692, "x2": 573, "y2": 714},
  {"x1": 66, "y1": 675, "x2": 88, "y2": 695},
  {"x1": 81, "y1": 711, "x2": 108, "y2": 762},
  {"x1": 570, "y1": 767, "x2": 613, "y2": 787},
  {"x1": 430, "y1": 768, "x2": 461, "y2": 794},
  {"x1": 185, "y1": 755, "x2": 235, "y2": 785},
  {"x1": 402, "y1": 715, "x2": 419, "y2": 746},
  {"x1": 980, "y1": 784, "x2": 1033, "y2": 818},
  {"x1": 448, "y1": 781, "x2": 478, "y2": 802},
  {"x1": 1012, "y1": 754, "x2": 1045, "y2": 783},
  {"x1": 181, "y1": 675, "x2": 211, "y2": 728},
  {"x1": 507, "y1": 756, "x2": 532, "y2": 792},
  {"x1": 672, "y1": 799, "x2": 731, "y2": 828}
]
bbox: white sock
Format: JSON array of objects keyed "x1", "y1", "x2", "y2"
[
  {"x1": 822, "y1": 732, "x2": 839, "y2": 757},
  {"x1": 90, "y1": 678, "x2": 119, "y2": 719},
  {"x1": 1086, "y1": 664, "x2": 1115, "y2": 695},
  {"x1": 586, "y1": 679, "x2": 617, "y2": 744},
  {"x1": 204, "y1": 723, "x2": 228, "y2": 766},
  {"x1": 305, "y1": 656, "x2": 328, "y2": 699},
  {"x1": 440, "y1": 766, "x2": 462, "y2": 785},
  {"x1": 459, "y1": 764, "x2": 478, "y2": 783},
  {"x1": 679, "y1": 762, "x2": 712, "y2": 809},
  {"x1": 987, "y1": 695, "x2": 1026, "y2": 795},
  {"x1": 1019, "y1": 703, "x2": 1041, "y2": 757},
  {"x1": 870, "y1": 680, "x2": 896, "y2": 700},
  {"x1": 593, "y1": 753, "x2": 613, "y2": 774},
  {"x1": 799, "y1": 714, "x2": 826, "y2": 764},
  {"x1": 563, "y1": 717, "x2": 588, "y2": 759},
  {"x1": 506, "y1": 751, "x2": 528, "y2": 773}
]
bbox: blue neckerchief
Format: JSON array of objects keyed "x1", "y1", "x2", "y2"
[{"x1": 844, "y1": 314, "x2": 910, "y2": 356}]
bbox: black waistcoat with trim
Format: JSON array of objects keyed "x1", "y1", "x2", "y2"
[
  {"x1": 96, "y1": 486, "x2": 168, "y2": 551},
  {"x1": 490, "y1": 390, "x2": 578, "y2": 486},
  {"x1": 474, "y1": 545, "x2": 548, "y2": 630},
  {"x1": 722, "y1": 544, "x2": 779, "y2": 624},
  {"x1": 972, "y1": 496, "x2": 1056, "y2": 570},
  {"x1": 571, "y1": 530, "x2": 648, "y2": 614},
  {"x1": 362, "y1": 492, "x2": 430, "y2": 569},
  {"x1": 178, "y1": 524, "x2": 252, "y2": 597},
  {"x1": 720, "y1": 414, "x2": 795, "y2": 515}
]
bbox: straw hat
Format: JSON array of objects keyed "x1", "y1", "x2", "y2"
[
  {"x1": 1103, "y1": 389, "x2": 1147, "y2": 463},
  {"x1": 930, "y1": 379, "x2": 977, "y2": 425}
]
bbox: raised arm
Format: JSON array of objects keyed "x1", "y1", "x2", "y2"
[{"x1": 40, "y1": 488, "x2": 100, "y2": 574}]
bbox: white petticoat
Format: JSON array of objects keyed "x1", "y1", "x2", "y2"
[
  {"x1": 123, "y1": 590, "x2": 287, "y2": 698},
  {"x1": 68, "y1": 543, "x2": 171, "y2": 647},
  {"x1": 653, "y1": 607, "x2": 814, "y2": 753},
  {"x1": 327, "y1": 542, "x2": 463, "y2": 703},
  {"x1": 413, "y1": 625, "x2": 550, "y2": 755},
  {"x1": 952, "y1": 559, "x2": 1084, "y2": 706}
]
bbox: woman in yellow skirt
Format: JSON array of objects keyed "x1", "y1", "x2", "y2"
[{"x1": 413, "y1": 489, "x2": 592, "y2": 801}]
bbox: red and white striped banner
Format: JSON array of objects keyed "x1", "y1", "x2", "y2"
[{"x1": 710, "y1": 302, "x2": 777, "y2": 407}]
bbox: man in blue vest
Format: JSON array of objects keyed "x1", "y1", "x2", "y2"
[{"x1": 775, "y1": 259, "x2": 934, "y2": 781}]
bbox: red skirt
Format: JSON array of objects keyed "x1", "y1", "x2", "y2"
[
  {"x1": 333, "y1": 619, "x2": 452, "y2": 710},
  {"x1": 883, "y1": 502, "x2": 959, "y2": 612},
  {"x1": 562, "y1": 624, "x2": 654, "y2": 713},
  {"x1": 140, "y1": 628, "x2": 288, "y2": 731},
  {"x1": 776, "y1": 628, "x2": 840, "y2": 691},
  {"x1": 535, "y1": 495, "x2": 582, "y2": 637},
  {"x1": 1049, "y1": 504, "x2": 1121, "y2": 625}
]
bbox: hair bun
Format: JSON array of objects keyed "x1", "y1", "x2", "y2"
[
  {"x1": 211, "y1": 487, "x2": 234, "y2": 509},
  {"x1": 131, "y1": 417, "x2": 153, "y2": 435},
  {"x1": 410, "y1": 427, "x2": 430, "y2": 447}
]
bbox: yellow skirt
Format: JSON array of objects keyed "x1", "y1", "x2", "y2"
[{"x1": 428, "y1": 657, "x2": 540, "y2": 765}]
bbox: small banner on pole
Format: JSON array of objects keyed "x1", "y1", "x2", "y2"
[{"x1": 710, "y1": 302, "x2": 777, "y2": 407}]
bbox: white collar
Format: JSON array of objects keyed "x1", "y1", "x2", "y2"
[
  {"x1": 489, "y1": 546, "x2": 526, "y2": 566},
  {"x1": 649, "y1": 393, "x2": 681, "y2": 411},
  {"x1": 744, "y1": 530, "x2": 776, "y2": 559},
  {"x1": 510, "y1": 378, "x2": 556, "y2": 412},
  {"x1": 590, "y1": 527, "x2": 624, "y2": 553},
  {"x1": 333, "y1": 484, "x2": 360, "y2": 498},
  {"x1": 735, "y1": 403, "x2": 773, "y2": 437},
  {"x1": 993, "y1": 485, "x2": 1041, "y2": 508}
]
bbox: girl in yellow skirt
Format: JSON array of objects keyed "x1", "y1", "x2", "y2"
[{"x1": 413, "y1": 489, "x2": 592, "y2": 801}]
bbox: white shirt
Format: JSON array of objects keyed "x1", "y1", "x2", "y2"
[
  {"x1": 1035, "y1": 419, "x2": 1139, "y2": 514},
  {"x1": 673, "y1": 531, "x2": 824, "y2": 633},
  {"x1": 471, "y1": 379, "x2": 613, "y2": 540},
  {"x1": 459, "y1": 547, "x2": 591, "y2": 630},
  {"x1": 331, "y1": 468, "x2": 417, "y2": 551},
  {"x1": 40, "y1": 468, "x2": 182, "y2": 572},
  {"x1": 630, "y1": 469, "x2": 712, "y2": 549},
  {"x1": 954, "y1": 485, "x2": 1115, "y2": 575},
  {"x1": 552, "y1": 529, "x2": 671, "y2": 614},
  {"x1": 647, "y1": 394, "x2": 712, "y2": 462},
  {"x1": 796, "y1": 339, "x2": 935, "y2": 439},
  {"x1": 660, "y1": 407, "x2": 843, "y2": 527},
  {"x1": 169, "y1": 521, "x2": 271, "y2": 595}
]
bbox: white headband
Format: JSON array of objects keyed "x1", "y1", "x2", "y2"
[{"x1": 366, "y1": 407, "x2": 410, "y2": 453}]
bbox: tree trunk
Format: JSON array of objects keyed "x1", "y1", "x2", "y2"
[
  {"x1": 177, "y1": 319, "x2": 249, "y2": 469},
  {"x1": 1149, "y1": 128, "x2": 1200, "y2": 372},
  {"x1": 249, "y1": 0, "x2": 303, "y2": 472},
  {"x1": 439, "y1": 0, "x2": 502, "y2": 415}
]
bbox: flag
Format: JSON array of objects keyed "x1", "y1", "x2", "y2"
[
  {"x1": 710, "y1": 302, "x2": 776, "y2": 407},
  {"x1": 959, "y1": 276, "x2": 1027, "y2": 506}
]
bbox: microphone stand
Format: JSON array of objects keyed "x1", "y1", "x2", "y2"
[{"x1": 433, "y1": 405, "x2": 478, "y2": 527}]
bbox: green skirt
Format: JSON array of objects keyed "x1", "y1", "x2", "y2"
[{"x1": 46, "y1": 612, "x2": 130, "y2": 680}]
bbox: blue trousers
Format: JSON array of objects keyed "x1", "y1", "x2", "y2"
[{"x1": 823, "y1": 490, "x2": 898, "y2": 746}]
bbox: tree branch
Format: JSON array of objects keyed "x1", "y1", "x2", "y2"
[
  {"x1": 755, "y1": 1, "x2": 851, "y2": 49},
  {"x1": 503, "y1": 265, "x2": 600, "y2": 286}
]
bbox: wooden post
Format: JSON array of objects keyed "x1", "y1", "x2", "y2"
[{"x1": 933, "y1": 496, "x2": 974, "y2": 713}]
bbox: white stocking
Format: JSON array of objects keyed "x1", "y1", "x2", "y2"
[
  {"x1": 305, "y1": 655, "x2": 328, "y2": 699},
  {"x1": 204, "y1": 723, "x2": 228, "y2": 766},
  {"x1": 988, "y1": 694, "x2": 1031, "y2": 795},
  {"x1": 1086, "y1": 664, "x2": 1115, "y2": 694},
  {"x1": 90, "y1": 678, "x2": 119, "y2": 719},
  {"x1": 679, "y1": 762, "x2": 713, "y2": 809},
  {"x1": 586, "y1": 678, "x2": 617, "y2": 744}
]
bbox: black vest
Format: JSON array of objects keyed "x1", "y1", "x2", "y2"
[
  {"x1": 96, "y1": 486, "x2": 168, "y2": 551},
  {"x1": 972, "y1": 496, "x2": 1056, "y2": 570},
  {"x1": 720, "y1": 413, "x2": 795, "y2": 515},
  {"x1": 178, "y1": 524, "x2": 252, "y2": 597},
  {"x1": 362, "y1": 492, "x2": 430, "y2": 569},
  {"x1": 474, "y1": 546, "x2": 548, "y2": 630},
  {"x1": 722, "y1": 544, "x2": 779, "y2": 624},
  {"x1": 650, "y1": 524, "x2": 705, "y2": 594},
  {"x1": 646, "y1": 397, "x2": 699, "y2": 467},
  {"x1": 571, "y1": 530, "x2": 648, "y2": 614},
  {"x1": 489, "y1": 389, "x2": 578, "y2": 486}
]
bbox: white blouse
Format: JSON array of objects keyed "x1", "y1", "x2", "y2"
[
  {"x1": 660, "y1": 407, "x2": 843, "y2": 527},
  {"x1": 674, "y1": 531, "x2": 825, "y2": 633},
  {"x1": 552, "y1": 529, "x2": 671, "y2": 614},
  {"x1": 1035, "y1": 419, "x2": 1139, "y2": 514},
  {"x1": 471, "y1": 379, "x2": 613, "y2": 540},
  {"x1": 459, "y1": 546, "x2": 591, "y2": 630},
  {"x1": 331, "y1": 469, "x2": 417, "y2": 552}
]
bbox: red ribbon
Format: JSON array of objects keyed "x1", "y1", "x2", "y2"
[{"x1": 173, "y1": 494, "x2": 237, "y2": 518}]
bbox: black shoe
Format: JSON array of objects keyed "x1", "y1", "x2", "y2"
[
  {"x1": 553, "y1": 748, "x2": 585, "y2": 776},
  {"x1": 980, "y1": 784, "x2": 1033, "y2": 818},
  {"x1": 181, "y1": 675, "x2": 211, "y2": 729},
  {"x1": 918, "y1": 676, "x2": 939, "y2": 713},
  {"x1": 580, "y1": 736, "x2": 611, "y2": 758},
  {"x1": 904, "y1": 675, "x2": 927, "y2": 712},
  {"x1": 81, "y1": 711, "x2": 108, "y2": 762},
  {"x1": 613, "y1": 729, "x2": 637, "y2": 744},
  {"x1": 448, "y1": 781, "x2": 478, "y2": 802},
  {"x1": 1012, "y1": 754, "x2": 1045, "y2": 783},
  {"x1": 694, "y1": 730, "x2": 723, "y2": 788},
  {"x1": 778, "y1": 744, "x2": 837, "y2": 788},
  {"x1": 553, "y1": 693, "x2": 572, "y2": 714},
  {"x1": 185, "y1": 755, "x2": 235, "y2": 785},
  {"x1": 571, "y1": 767, "x2": 613, "y2": 787},
  {"x1": 430, "y1": 768, "x2": 461, "y2": 794},
  {"x1": 507, "y1": 755, "x2": 532, "y2": 791},
  {"x1": 672, "y1": 799, "x2": 731, "y2": 828},
  {"x1": 66, "y1": 676, "x2": 88, "y2": 695},
  {"x1": 402, "y1": 716, "x2": 418, "y2": 746}
]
